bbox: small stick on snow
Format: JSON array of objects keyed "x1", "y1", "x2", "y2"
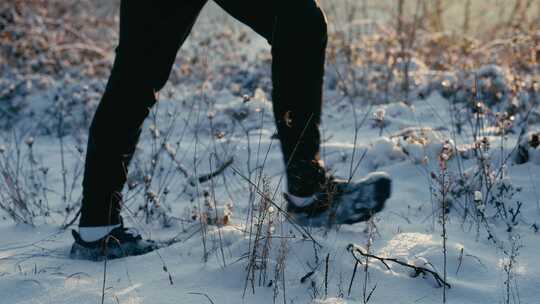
[
  {"x1": 456, "y1": 247, "x2": 464, "y2": 275},
  {"x1": 196, "y1": 157, "x2": 234, "y2": 184},
  {"x1": 347, "y1": 244, "x2": 451, "y2": 289}
]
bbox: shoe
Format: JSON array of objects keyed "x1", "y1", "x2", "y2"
[
  {"x1": 70, "y1": 224, "x2": 158, "y2": 261},
  {"x1": 285, "y1": 172, "x2": 391, "y2": 227}
]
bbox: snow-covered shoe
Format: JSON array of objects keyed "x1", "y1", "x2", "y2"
[
  {"x1": 285, "y1": 172, "x2": 391, "y2": 227},
  {"x1": 70, "y1": 225, "x2": 158, "y2": 261}
]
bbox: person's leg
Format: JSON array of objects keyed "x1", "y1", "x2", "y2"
[
  {"x1": 271, "y1": 1, "x2": 328, "y2": 197},
  {"x1": 216, "y1": 1, "x2": 391, "y2": 227},
  {"x1": 213, "y1": 0, "x2": 328, "y2": 197},
  {"x1": 80, "y1": 0, "x2": 207, "y2": 228}
]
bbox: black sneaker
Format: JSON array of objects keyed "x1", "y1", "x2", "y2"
[
  {"x1": 70, "y1": 225, "x2": 158, "y2": 261},
  {"x1": 285, "y1": 172, "x2": 392, "y2": 227}
]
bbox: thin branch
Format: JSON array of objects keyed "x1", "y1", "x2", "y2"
[
  {"x1": 188, "y1": 292, "x2": 216, "y2": 304},
  {"x1": 347, "y1": 244, "x2": 451, "y2": 289},
  {"x1": 197, "y1": 157, "x2": 234, "y2": 184},
  {"x1": 61, "y1": 208, "x2": 81, "y2": 230}
]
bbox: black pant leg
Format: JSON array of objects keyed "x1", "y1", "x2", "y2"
[
  {"x1": 214, "y1": 0, "x2": 329, "y2": 196},
  {"x1": 80, "y1": 0, "x2": 207, "y2": 227},
  {"x1": 272, "y1": 1, "x2": 328, "y2": 196}
]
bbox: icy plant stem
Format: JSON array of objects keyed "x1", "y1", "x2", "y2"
[
  {"x1": 324, "y1": 253, "x2": 329, "y2": 298},
  {"x1": 209, "y1": 155, "x2": 226, "y2": 268},
  {"x1": 57, "y1": 98, "x2": 67, "y2": 206},
  {"x1": 442, "y1": 169, "x2": 448, "y2": 303},
  {"x1": 348, "y1": 259, "x2": 359, "y2": 297},
  {"x1": 193, "y1": 95, "x2": 208, "y2": 262},
  {"x1": 363, "y1": 218, "x2": 375, "y2": 304},
  {"x1": 101, "y1": 242, "x2": 109, "y2": 304},
  {"x1": 437, "y1": 144, "x2": 451, "y2": 303}
]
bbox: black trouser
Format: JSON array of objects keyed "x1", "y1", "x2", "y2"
[{"x1": 80, "y1": 0, "x2": 328, "y2": 227}]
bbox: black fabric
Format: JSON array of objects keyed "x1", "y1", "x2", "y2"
[{"x1": 80, "y1": 0, "x2": 328, "y2": 226}]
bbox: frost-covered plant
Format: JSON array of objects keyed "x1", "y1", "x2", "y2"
[
  {"x1": 514, "y1": 131, "x2": 540, "y2": 165},
  {"x1": 198, "y1": 190, "x2": 233, "y2": 227},
  {"x1": 130, "y1": 108, "x2": 184, "y2": 227},
  {"x1": 429, "y1": 141, "x2": 453, "y2": 302},
  {"x1": 371, "y1": 108, "x2": 387, "y2": 136},
  {"x1": 502, "y1": 234, "x2": 522, "y2": 304},
  {"x1": 244, "y1": 176, "x2": 277, "y2": 295},
  {"x1": 0, "y1": 137, "x2": 50, "y2": 224},
  {"x1": 272, "y1": 234, "x2": 289, "y2": 304}
]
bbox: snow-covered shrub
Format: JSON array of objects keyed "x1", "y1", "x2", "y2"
[
  {"x1": 419, "y1": 65, "x2": 516, "y2": 109},
  {"x1": 365, "y1": 137, "x2": 406, "y2": 169},
  {"x1": 514, "y1": 131, "x2": 540, "y2": 165},
  {"x1": 199, "y1": 190, "x2": 233, "y2": 227},
  {"x1": 397, "y1": 128, "x2": 454, "y2": 165},
  {"x1": 204, "y1": 88, "x2": 273, "y2": 136},
  {"x1": 370, "y1": 102, "x2": 415, "y2": 132},
  {"x1": 383, "y1": 101, "x2": 415, "y2": 118},
  {"x1": 183, "y1": 191, "x2": 233, "y2": 227},
  {"x1": 473, "y1": 65, "x2": 513, "y2": 106},
  {"x1": 0, "y1": 138, "x2": 58, "y2": 225},
  {"x1": 362, "y1": 128, "x2": 455, "y2": 169}
]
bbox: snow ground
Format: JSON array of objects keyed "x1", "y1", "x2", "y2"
[
  {"x1": 1, "y1": 5, "x2": 540, "y2": 302},
  {"x1": 1, "y1": 86, "x2": 539, "y2": 304}
]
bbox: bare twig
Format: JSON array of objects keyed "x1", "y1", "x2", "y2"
[
  {"x1": 61, "y1": 208, "x2": 81, "y2": 230},
  {"x1": 347, "y1": 244, "x2": 451, "y2": 289},
  {"x1": 347, "y1": 259, "x2": 359, "y2": 297},
  {"x1": 188, "y1": 292, "x2": 216, "y2": 304},
  {"x1": 324, "y1": 253, "x2": 330, "y2": 298},
  {"x1": 197, "y1": 157, "x2": 234, "y2": 184}
]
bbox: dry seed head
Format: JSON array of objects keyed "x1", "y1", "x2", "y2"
[
  {"x1": 149, "y1": 125, "x2": 160, "y2": 138},
  {"x1": 214, "y1": 131, "x2": 225, "y2": 139},
  {"x1": 374, "y1": 108, "x2": 386, "y2": 121},
  {"x1": 25, "y1": 137, "x2": 34, "y2": 147},
  {"x1": 164, "y1": 142, "x2": 176, "y2": 157},
  {"x1": 474, "y1": 190, "x2": 483, "y2": 202},
  {"x1": 476, "y1": 202, "x2": 485, "y2": 213},
  {"x1": 146, "y1": 190, "x2": 159, "y2": 206},
  {"x1": 441, "y1": 79, "x2": 451, "y2": 88}
]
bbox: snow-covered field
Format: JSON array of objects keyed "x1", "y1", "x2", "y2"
[
  {"x1": 1, "y1": 2, "x2": 540, "y2": 304},
  {"x1": 2, "y1": 89, "x2": 540, "y2": 304}
]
